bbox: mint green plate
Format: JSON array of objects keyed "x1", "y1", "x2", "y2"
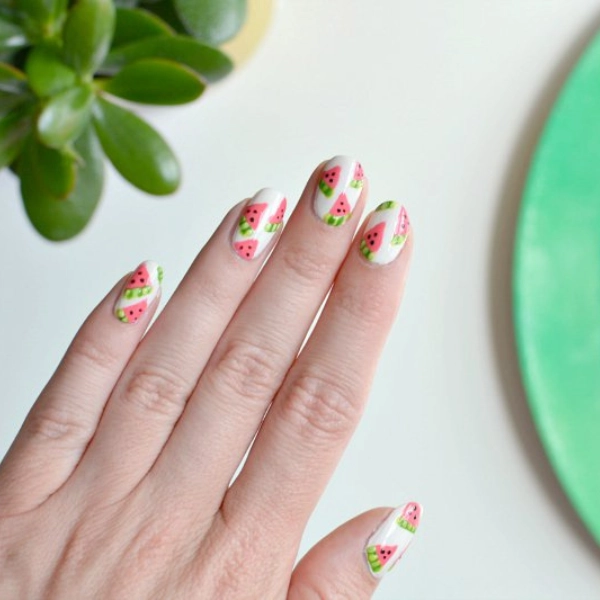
[{"x1": 514, "y1": 30, "x2": 600, "y2": 545}]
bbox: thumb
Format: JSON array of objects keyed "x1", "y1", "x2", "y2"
[{"x1": 289, "y1": 502, "x2": 424, "y2": 599}]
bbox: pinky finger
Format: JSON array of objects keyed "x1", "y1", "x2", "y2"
[
  {"x1": 0, "y1": 261, "x2": 162, "y2": 516},
  {"x1": 289, "y1": 502, "x2": 423, "y2": 599}
]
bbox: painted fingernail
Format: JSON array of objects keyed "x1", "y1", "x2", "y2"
[
  {"x1": 114, "y1": 260, "x2": 163, "y2": 324},
  {"x1": 232, "y1": 188, "x2": 287, "y2": 260},
  {"x1": 364, "y1": 502, "x2": 423, "y2": 579},
  {"x1": 314, "y1": 155, "x2": 365, "y2": 227},
  {"x1": 359, "y1": 202, "x2": 410, "y2": 264}
]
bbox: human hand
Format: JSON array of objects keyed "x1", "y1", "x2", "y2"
[{"x1": 0, "y1": 156, "x2": 421, "y2": 599}]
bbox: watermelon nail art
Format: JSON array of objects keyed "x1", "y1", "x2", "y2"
[
  {"x1": 359, "y1": 202, "x2": 410, "y2": 264},
  {"x1": 114, "y1": 260, "x2": 163, "y2": 324},
  {"x1": 364, "y1": 502, "x2": 423, "y2": 580},
  {"x1": 314, "y1": 155, "x2": 364, "y2": 227},
  {"x1": 232, "y1": 188, "x2": 287, "y2": 261}
]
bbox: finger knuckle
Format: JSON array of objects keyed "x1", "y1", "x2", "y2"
[
  {"x1": 281, "y1": 371, "x2": 360, "y2": 443},
  {"x1": 204, "y1": 514, "x2": 271, "y2": 596},
  {"x1": 210, "y1": 338, "x2": 281, "y2": 403},
  {"x1": 120, "y1": 365, "x2": 188, "y2": 418},
  {"x1": 69, "y1": 336, "x2": 120, "y2": 373},
  {"x1": 25, "y1": 405, "x2": 90, "y2": 448},
  {"x1": 288, "y1": 580, "x2": 333, "y2": 600},
  {"x1": 280, "y1": 242, "x2": 332, "y2": 287},
  {"x1": 335, "y1": 280, "x2": 395, "y2": 329}
]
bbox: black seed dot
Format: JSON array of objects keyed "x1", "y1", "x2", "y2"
[{"x1": 129, "y1": 310, "x2": 133, "y2": 315}]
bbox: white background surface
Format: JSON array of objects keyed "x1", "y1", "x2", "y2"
[{"x1": 2, "y1": 1, "x2": 600, "y2": 598}]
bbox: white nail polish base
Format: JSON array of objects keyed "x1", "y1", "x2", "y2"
[
  {"x1": 359, "y1": 202, "x2": 409, "y2": 265},
  {"x1": 232, "y1": 188, "x2": 287, "y2": 260},
  {"x1": 115, "y1": 260, "x2": 162, "y2": 324},
  {"x1": 364, "y1": 502, "x2": 422, "y2": 579},
  {"x1": 314, "y1": 155, "x2": 364, "y2": 226}
]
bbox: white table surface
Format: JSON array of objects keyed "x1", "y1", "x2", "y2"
[{"x1": 2, "y1": 1, "x2": 600, "y2": 598}]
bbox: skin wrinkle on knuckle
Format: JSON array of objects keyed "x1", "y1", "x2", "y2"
[
  {"x1": 209, "y1": 338, "x2": 281, "y2": 403},
  {"x1": 198, "y1": 517, "x2": 262, "y2": 599},
  {"x1": 281, "y1": 371, "x2": 360, "y2": 442},
  {"x1": 184, "y1": 270, "x2": 236, "y2": 314},
  {"x1": 288, "y1": 580, "x2": 335, "y2": 600},
  {"x1": 280, "y1": 241, "x2": 333, "y2": 287},
  {"x1": 334, "y1": 278, "x2": 395, "y2": 330},
  {"x1": 68, "y1": 336, "x2": 120, "y2": 374},
  {"x1": 25, "y1": 405, "x2": 91, "y2": 449},
  {"x1": 119, "y1": 365, "x2": 189, "y2": 418}
]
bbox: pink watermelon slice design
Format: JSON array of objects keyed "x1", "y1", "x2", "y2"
[
  {"x1": 318, "y1": 166, "x2": 341, "y2": 197},
  {"x1": 234, "y1": 239, "x2": 259, "y2": 260},
  {"x1": 396, "y1": 502, "x2": 422, "y2": 533},
  {"x1": 323, "y1": 192, "x2": 351, "y2": 226},
  {"x1": 366, "y1": 544, "x2": 398, "y2": 574},
  {"x1": 239, "y1": 202, "x2": 268, "y2": 237},
  {"x1": 350, "y1": 162, "x2": 364, "y2": 189},
  {"x1": 360, "y1": 221, "x2": 386, "y2": 260},
  {"x1": 392, "y1": 206, "x2": 410, "y2": 246},
  {"x1": 116, "y1": 299, "x2": 148, "y2": 324},
  {"x1": 123, "y1": 264, "x2": 154, "y2": 299},
  {"x1": 265, "y1": 197, "x2": 287, "y2": 233}
]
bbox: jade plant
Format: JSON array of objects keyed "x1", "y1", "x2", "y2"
[{"x1": 0, "y1": 0, "x2": 246, "y2": 240}]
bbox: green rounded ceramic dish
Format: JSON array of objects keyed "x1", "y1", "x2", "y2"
[{"x1": 514, "y1": 30, "x2": 600, "y2": 545}]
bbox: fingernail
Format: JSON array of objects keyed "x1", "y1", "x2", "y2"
[
  {"x1": 359, "y1": 202, "x2": 410, "y2": 264},
  {"x1": 114, "y1": 260, "x2": 163, "y2": 324},
  {"x1": 232, "y1": 188, "x2": 287, "y2": 260},
  {"x1": 364, "y1": 502, "x2": 423, "y2": 579},
  {"x1": 314, "y1": 155, "x2": 365, "y2": 227}
]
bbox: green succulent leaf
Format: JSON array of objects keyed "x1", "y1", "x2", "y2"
[
  {"x1": 139, "y1": 0, "x2": 187, "y2": 35},
  {"x1": 25, "y1": 42, "x2": 76, "y2": 97},
  {"x1": 21, "y1": 125, "x2": 104, "y2": 240},
  {"x1": 0, "y1": 15, "x2": 27, "y2": 50},
  {"x1": 37, "y1": 83, "x2": 94, "y2": 148},
  {"x1": 33, "y1": 142, "x2": 77, "y2": 198},
  {"x1": 100, "y1": 58, "x2": 204, "y2": 104},
  {"x1": 15, "y1": 0, "x2": 67, "y2": 38},
  {"x1": 0, "y1": 61, "x2": 27, "y2": 93},
  {"x1": 103, "y1": 35, "x2": 232, "y2": 82},
  {"x1": 113, "y1": 0, "x2": 137, "y2": 7},
  {"x1": 173, "y1": 0, "x2": 246, "y2": 46},
  {"x1": 112, "y1": 7, "x2": 172, "y2": 48},
  {"x1": 0, "y1": 91, "x2": 29, "y2": 116},
  {"x1": 92, "y1": 96, "x2": 179, "y2": 194},
  {"x1": 63, "y1": 0, "x2": 115, "y2": 77},
  {"x1": 0, "y1": 100, "x2": 32, "y2": 168}
]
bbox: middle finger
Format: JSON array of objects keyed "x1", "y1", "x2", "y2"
[{"x1": 151, "y1": 156, "x2": 366, "y2": 508}]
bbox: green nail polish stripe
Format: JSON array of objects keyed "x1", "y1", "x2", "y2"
[
  {"x1": 323, "y1": 213, "x2": 350, "y2": 227},
  {"x1": 238, "y1": 217, "x2": 253, "y2": 237},
  {"x1": 366, "y1": 546, "x2": 383, "y2": 572},
  {"x1": 115, "y1": 308, "x2": 128, "y2": 323},
  {"x1": 396, "y1": 517, "x2": 416, "y2": 533},
  {"x1": 359, "y1": 238, "x2": 375, "y2": 260},
  {"x1": 318, "y1": 180, "x2": 334, "y2": 197},
  {"x1": 377, "y1": 200, "x2": 397, "y2": 211},
  {"x1": 123, "y1": 286, "x2": 153, "y2": 299},
  {"x1": 264, "y1": 221, "x2": 282, "y2": 233}
]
